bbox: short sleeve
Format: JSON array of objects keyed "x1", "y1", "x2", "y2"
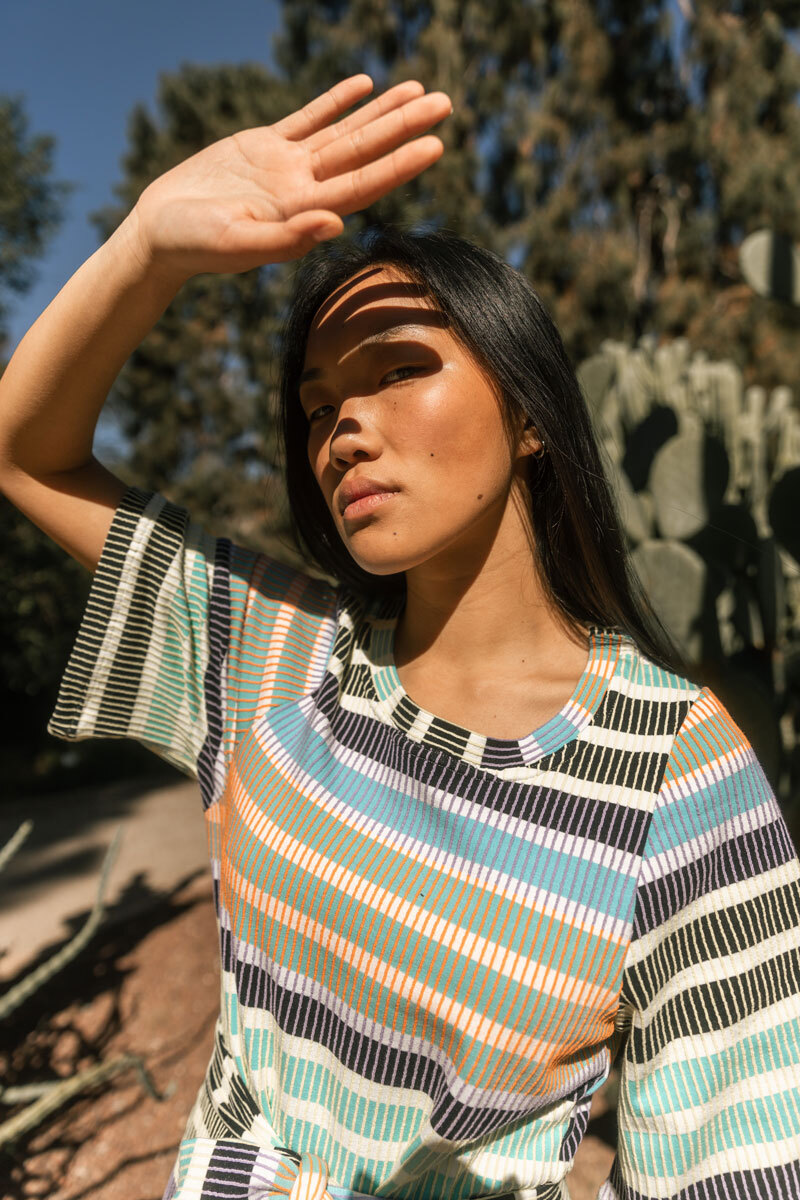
[
  {"x1": 47, "y1": 484, "x2": 339, "y2": 802},
  {"x1": 597, "y1": 687, "x2": 800, "y2": 1199}
]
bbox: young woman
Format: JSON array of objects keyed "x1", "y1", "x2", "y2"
[{"x1": 1, "y1": 75, "x2": 799, "y2": 1200}]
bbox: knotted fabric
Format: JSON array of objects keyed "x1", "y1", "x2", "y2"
[
  {"x1": 162, "y1": 1031, "x2": 566, "y2": 1200},
  {"x1": 272, "y1": 1149, "x2": 336, "y2": 1200},
  {"x1": 164, "y1": 1137, "x2": 373, "y2": 1200}
]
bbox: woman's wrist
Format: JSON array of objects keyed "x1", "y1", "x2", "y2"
[{"x1": 111, "y1": 205, "x2": 192, "y2": 296}]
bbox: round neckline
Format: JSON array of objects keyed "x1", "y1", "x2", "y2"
[{"x1": 364, "y1": 594, "x2": 626, "y2": 770}]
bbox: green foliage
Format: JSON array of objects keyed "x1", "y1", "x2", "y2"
[
  {"x1": 93, "y1": 3, "x2": 800, "y2": 539},
  {"x1": 90, "y1": 65, "x2": 309, "y2": 554},
  {"x1": 0, "y1": 95, "x2": 71, "y2": 359},
  {"x1": 0, "y1": 96, "x2": 86, "y2": 787},
  {"x1": 273, "y1": 0, "x2": 800, "y2": 383},
  {"x1": 0, "y1": 499, "x2": 90, "y2": 699}
]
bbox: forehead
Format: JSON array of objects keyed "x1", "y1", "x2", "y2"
[{"x1": 303, "y1": 265, "x2": 449, "y2": 364}]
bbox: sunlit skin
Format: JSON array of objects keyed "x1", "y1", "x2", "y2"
[{"x1": 300, "y1": 264, "x2": 590, "y2": 738}]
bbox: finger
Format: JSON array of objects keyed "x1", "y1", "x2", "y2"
[
  {"x1": 304, "y1": 79, "x2": 425, "y2": 154},
  {"x1": 311, "y1": 92, "x2": 451, "y2": 182},
  {"x1": 273, "y1": 74, "x2": 374, "y2": 141},
  {"x1": 312, "y1": 135, "x2": 445, "y2": 217}
]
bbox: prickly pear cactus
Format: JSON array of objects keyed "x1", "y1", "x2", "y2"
[
  {"x1": 739, "y1": 229, "x2": 800, "y2": 306},
  {"x1": 578, "y1": 336, "x2": 800, "y2": 813}
]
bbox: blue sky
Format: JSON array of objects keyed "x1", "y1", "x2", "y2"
[{"x1": 3, "y1": 0, "x2": 282, "y2": 355}]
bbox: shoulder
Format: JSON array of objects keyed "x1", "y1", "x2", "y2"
[
  {"x1": 641, "y1": 672, "x2": 787, "y2": 897},
  {"x1": 596, "y1": 627, "x2": 703, "y2": 749},
  {"x1": 605, "y1": 627, "x2": 701, "y2": 705},
  {"x1": 602, "y1": 632, "x2": 777, "y2": 822},
  {"x1": 616, "y1": 633, "x2": 767, "y2": 806},
  {"x1": 661, "y1": 684, "x2": 758, "y2": 790},
  {"x1": 226, "y1": 537, "x2": 339, "y2": 621}
]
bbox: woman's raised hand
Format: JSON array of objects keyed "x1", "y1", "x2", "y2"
[{"x1": 127, "y1": 75, "x2": 452, "y2": 282}]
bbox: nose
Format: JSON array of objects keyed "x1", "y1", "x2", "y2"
[{"x1": 328, "y1": 408, "x2": 381, "y2": 472}]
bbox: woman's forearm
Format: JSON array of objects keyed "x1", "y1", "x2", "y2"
[{"x1": 0, "y1": 210, "x2": 184, "y2": 479}]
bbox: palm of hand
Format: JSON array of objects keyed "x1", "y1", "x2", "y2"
[{"x1": 131, "y1": 76, "x2": 452, "y2": 277}]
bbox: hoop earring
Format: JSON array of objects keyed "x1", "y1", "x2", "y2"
[{"x1": 532, "y1": 440, "x2": 546, "y2": 459}]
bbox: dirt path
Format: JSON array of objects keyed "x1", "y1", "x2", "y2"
[{"x1": 0, "y1": 777, "x2": 208, "y2": 979}]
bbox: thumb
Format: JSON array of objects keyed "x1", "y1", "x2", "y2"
[
  {"x1": 287, "y1": 210, "x2": 343, "y2": 242},
  {"x1": 224, "y1": 210, "x2": 345, "y2": 265}
]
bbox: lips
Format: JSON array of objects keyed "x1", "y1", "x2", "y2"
[{"x1": 337, "y1": 476, "x2": 400, "y2": 515}]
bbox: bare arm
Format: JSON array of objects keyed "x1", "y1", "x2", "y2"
[
  {"x1": 0, "y1": 215, "x2": 181, "y2": 571},
  {"x1": 0, "y1": 75, "x2": 451, "y2": 572}
]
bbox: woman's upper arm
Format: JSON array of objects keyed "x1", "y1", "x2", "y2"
[
  {"x1": 45, "y1": 482, "x2": 340, "y2": 794},
  {"x1": 0, "y1": 456, "x2": 128, "y2": 574},
  {"x1": 601, "y1": 687, "x2": 800, "y2": 1199}
]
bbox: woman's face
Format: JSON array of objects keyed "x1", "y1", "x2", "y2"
[{"x1": 300, "y1": 264, "x2": 538, "y2": 578}]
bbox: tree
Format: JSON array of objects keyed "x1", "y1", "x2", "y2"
[
  {"x1": 270, "y1": 0, "x2": 800, "y2": 380},
  {"x1": 16, "y1": 0, "x2": 791, "y2": 791},
  {"x1": 94, "y1": 3, "x2": 800, "y2": 544},
  {"x1": 0, "y1": 96, "x2": 69, "y2": 358},
  {"x1": 0, "y1": 96, "x2": 88, "y2": 787},
  {"x1": 90, "y1": 65, "x2": 314, "y2": 559}
]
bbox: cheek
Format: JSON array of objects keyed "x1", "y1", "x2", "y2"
[{"x1": 407, "y1": 389, "x2": 510, "y2": 482}]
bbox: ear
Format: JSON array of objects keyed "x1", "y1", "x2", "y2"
[{"x1": 517, "y1": 419, "x2": 544, "y2": 458}]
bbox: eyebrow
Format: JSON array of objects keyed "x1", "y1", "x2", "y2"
[{"x1": 300, "y1": 323, "x2": 432, "y2": 385}]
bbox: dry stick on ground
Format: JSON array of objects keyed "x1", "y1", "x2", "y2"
[
  {"x1": 0, "y1": 819, "x2": 33, "y2": 873},
  {"x1": 0, "y1": 821, "x2": 170, "y2": 1149},
  {"x1": 0, "y1": 1055, "x2": 163, "y2": 1148},
  {"x1": 0, "y1": 824, "x2": 123, "y2": 1021}
]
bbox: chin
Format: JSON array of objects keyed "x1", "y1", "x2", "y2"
[
  {"x1": 340, "y1": 537, "x2": 415, "y2": 577},
  {"x1": 347, "y1": 554, "x2": 412, "y2": 577},
  {"x1": 346, "y1": 539, "x2": 444, "y2": 578}
]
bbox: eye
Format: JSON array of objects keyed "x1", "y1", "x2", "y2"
[
  {"x1": 382, "y1": 365, "x2": 421, "y2": 385},
  {"x1": 307, "y1": 404, "x2": 333, "y2": 424},
  {"x1": 306, "y1": 366, "x2": 422, "y2": 423}
]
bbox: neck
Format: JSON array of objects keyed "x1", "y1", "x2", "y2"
[{"x1": 393, "y1": 485, "x2": 587, "y2": 682}]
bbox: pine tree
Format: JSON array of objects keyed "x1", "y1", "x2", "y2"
[
  {"x1": 0, "y1": 96, "x2": 70, "y2": 359},
  {"x1": 0, "y1": 96, "x2": 84, "y2": 785}
]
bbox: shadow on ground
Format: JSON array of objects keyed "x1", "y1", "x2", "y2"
[
  {"x1": 1, "y1": 871, "x2": 220, "y2": 1200},
  {"x1": 1, "y1": 868, "x2": 207, "y2": 1041},
  {"x1": 0, "y1": 774, "x2": 191, "y2": 908}
]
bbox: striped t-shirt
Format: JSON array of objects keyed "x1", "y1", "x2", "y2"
[{"x1": 48, "y1": 485, "x2": 800, "y2": 1200}]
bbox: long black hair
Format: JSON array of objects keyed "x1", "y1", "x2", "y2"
[{"x1": 277, "y1": 225, "x2": 687, "y2": 676}]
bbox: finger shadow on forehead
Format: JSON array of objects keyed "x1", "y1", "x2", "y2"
[{"x1": 310, "y1": 265, "x2": 448, "y2": 333}]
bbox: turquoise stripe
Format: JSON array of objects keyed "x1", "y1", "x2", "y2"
[
  {"x1": 626, "y1": 1084, "x2": 800, "y2": 1179},
  {"x1": 263, "y1": 704, "x2": 638, "y2": 917},
  {"x1": 229, "y1": 785, "x2": 630, "y2": 971},
  {"x1": 650, "y1": 762, "x2": 773, "y2": 855},
  {"x1": 227, "y1": 918, "x2": 614, "y2": 1084},
  {"x1": 628, "y1": 1015, "x2": 800, "y2": 1117},
  {"x1": 231, "y1": 860, "x2": 625, "y2": 1030}
]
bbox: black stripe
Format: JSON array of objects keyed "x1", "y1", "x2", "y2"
[
  {"x1": 219, "y1": 920, "x2": 561, "y2": 1144},
  {"x1": 626, "y1": 942, "x2": 800, "y2": 1056},
  {"x1": 197, "y1": 536, "x2": 232, "y2": 810},
  {"x1": 94, "y1": 493, "x2": 188, "y2": 734},
  {"x1": 616, "y1": 1156, "x2": 800, "y2": 1200},
  {"x1": 632, "y1": 816, "x2": 800, "y2": 944},
  {"x1": 48, "y1": 484, "x2": 152, "y2": 737}
]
